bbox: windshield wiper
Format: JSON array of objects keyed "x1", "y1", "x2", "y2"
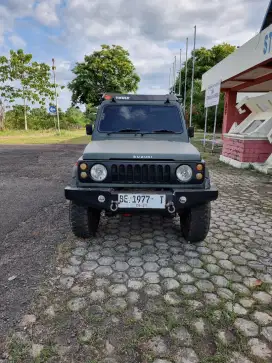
[
  {"x1": 107, "y1": 128, "x2": 141, "y2": 135},
  {"x1": 152, "y1": 129, "x2": 177, "y2": 133}
]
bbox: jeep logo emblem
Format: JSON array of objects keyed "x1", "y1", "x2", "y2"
[{"x1": 133, "y1": 155, "x2": 153, "y2": 159}]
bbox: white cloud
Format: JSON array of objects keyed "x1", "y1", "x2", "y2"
[
  {"x1": 0, "y1": 1, "x2": 35, "y2": 44},
  {"x1": 9, "y1": 34, "x2": 26, "y2": 48},
  {"x1": 57, "y1": 87, "x2": 72, "y2": 110},
  {"x1": 63, "y1": 0, "x2": 267, "y2": 44},
  {"x1": 52, "y1": 59, "x2": 73, "y2": 84},
  {"x1": 56, "y1": 0, "x2": 268, "y2": 104},
  {"x1": 0, "y1": 22, "x2": 4, "y2": 46},
  {"x1": 1, "y1": 0, "x2": 270, "y2": 109},
  {"x1": 35, "y1": 0, "x2": 61, "y2": 26}
]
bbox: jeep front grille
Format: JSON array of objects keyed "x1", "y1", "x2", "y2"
[{"x1": 111, "y1": 164, "x2": 171, "y2": 184}]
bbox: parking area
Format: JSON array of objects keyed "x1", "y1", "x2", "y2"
[
  {"x1": 0, "y1": 145, "x2": 82, "y2": 341},
  {"x1": 1, "y1": 145, "x2": 272, "y2": 363}
]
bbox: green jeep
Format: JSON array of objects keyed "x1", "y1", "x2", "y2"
[{"x1": 65, "y1": 94, "x2": 218, "y2": 243}]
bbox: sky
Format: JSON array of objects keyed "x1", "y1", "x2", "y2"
[{"x1": 0, "y1": 0, "x2": 270, "y2": 110}]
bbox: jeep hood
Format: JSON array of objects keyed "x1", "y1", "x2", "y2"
[{"x1": 83, "y1": 140, "x2": 200, "y2": 161}]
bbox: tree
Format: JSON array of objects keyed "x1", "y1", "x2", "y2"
[
  {"x1": 69, "y1": 44, "x2": 140, "y2": 106},
  {"x1": 175, "y1": 43, "x2": 236, "y2": 97},
  {"x1": 0, "y1": 49, "x2": 56, "y2": 130},
  {"x1": 4, "y1": 105, "x2": 89, "y2": 130},
  {"x1": 174, "y1": 43, "x2": 236, "y2": 129},
  {"x1": 64, "y1": 106, "x2": 88, "y2": 128},
  {"x1": 5, "y1": 105, "x2": 27, "y2": 129},
  {"x1": 28, "y1": 106, "x2": 54, "y2": 129},
  {"x1": 85, "y1": 104, "x2": 98, "y2": 124}
]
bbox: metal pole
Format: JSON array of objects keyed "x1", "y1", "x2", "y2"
[
  {"x1": 172, "y1": 62, "x2": 175, "y2": 93},
  {"x1": 203, "y1": 107, "x2": 208, "y2": 151},
  {"x1": 52, "y1": 58, "x2": 60, "y2": 133},
  {"x1": 179, "y1": 48, "x2": 182, "y2": 96},
  {"x1": 184, "y1": 38, "x2": 189, "y2": 114},
  {"x1": 174, "y1": 56, "x2": 177, "y2": 94},
  {"x1": 169, "y1": 67, "x2": 171, "y2": 92},
  {"x1": 54, "y1": 113, "x2": 57, "y2": 129},
  {"x1": 212, "y1": 105, "x2": 218, "y2": 153},
  {"x1": 189, "y1": 26, "x2": 197, "y2": 127},
  {"x1": 23, "y1": 91, "x2": 27, "y2": 131}
]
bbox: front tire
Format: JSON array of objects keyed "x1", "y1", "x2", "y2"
[
  {"x1": 180, "y1": 202, "x2": 211, "y2": 243},
  {"x1": 69, "y1": 201, "x2": 100, "y2": 238}
]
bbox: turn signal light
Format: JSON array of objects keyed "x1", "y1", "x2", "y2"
[
  {"x1": 196, "y1": 164, "x2": 204, "y2": 171},
  {"x1": 196, "y1": 173, "x2": 203, "y2": 180},
  {"x1": 103, "y1": 94, "x2": 112, "y2": 100},
  {"x1": 80, "y1": 163, "x2": 88, "y2": 171},
  {"x1": 80, "y1": 172, "x2": 88, "y2": 179}
]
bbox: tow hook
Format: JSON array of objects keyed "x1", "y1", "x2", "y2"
[
  {"x1": 110, "y1": 201, "x2": 119, "y2": 212},
  {"x1": 166, "y1": 202, "x2": 176, "y2": 214}
]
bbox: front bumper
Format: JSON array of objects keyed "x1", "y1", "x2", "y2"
[{"x1": 64, "y1": 186, "x2": 218, "y2": 212}]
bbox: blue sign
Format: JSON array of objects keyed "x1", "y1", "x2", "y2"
[
  {"x1": 49, "y1": 105, "x2": 57, "y2": 114},
  {"x1": 263, "y1": 32, "x2": 272, "y2": 55}
]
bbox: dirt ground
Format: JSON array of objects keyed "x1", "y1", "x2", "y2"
[
  {"x1": 0, "y1": 144, "x2": 272, "y2": 363},
  {"x1": 0, "y1": 145, "x2": 84, "y2": 340}
]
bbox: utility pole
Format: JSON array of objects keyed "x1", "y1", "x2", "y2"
[
  {"x1": 169, "y1": 67, "x2": 171, "y2": 92},
  {"x1": 172, "y1": 62, "x2": 175, "y2": 93},
  {"x1": 52, "y1": 58, "x2": 60, "y2": 133},
  {"x1": 178, "y1": 49, "x2": 182, "y2": 96},
  {"x1": 184, "y1": 37, "x2": 189, "y2": 114},
  {"x1": 174, "y1": 56, "x2": 177, "y2": 94},
  {"x1": 22, "y1": 72, "x2": 28, "y2": 131},
  {"x1": 189, "y1": 26, "x2": 197, "y2": 127},
  {"x1": 23, "y1": 88, "x2": 27, "y2": 131}
]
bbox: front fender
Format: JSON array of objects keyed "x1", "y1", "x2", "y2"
[{"x1": 70, "y1": 155, "x2": 83, "y2": 187}]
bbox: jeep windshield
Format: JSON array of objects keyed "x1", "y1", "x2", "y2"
[{"x1": 98, "y1": 105, "x2": 183, "y2": 134}]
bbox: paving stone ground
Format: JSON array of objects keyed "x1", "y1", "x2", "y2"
[{"x1": 4, "y1": 167, "x2": 272, "y2": 363}]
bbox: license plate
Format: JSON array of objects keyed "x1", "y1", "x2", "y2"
[{"x1": 118, "y1": 193, "x2": 166, "y2": 209}]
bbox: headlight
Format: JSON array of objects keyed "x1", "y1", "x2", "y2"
[
  {"x1": 176, "y1": 165, "x2": 193, "y2": 182},
  {"x1": 90, "y1": 164, "x2": 107, "y2": 181}
]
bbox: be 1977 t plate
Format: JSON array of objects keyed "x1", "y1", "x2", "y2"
[{"x1": 118, "y1": 193, "x2": 166, "y2": 209}]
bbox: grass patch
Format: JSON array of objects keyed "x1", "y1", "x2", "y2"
[
  {"x1": 0, "y1": 129, "x2": 90, "y2": 144},
  {"x1": 62, "y1": 135, "x2": 90, "y2": 144},
  {"x1": 136, "y1": 318, "x2": 165, "y2": 340},
  {"x1": 251, "y1": 281, "x2": 271, "y2": 293},
  {"x1": 8, "y1": 340, "x2": 30, "y2": 363},
  {"x1": 164, "y1": 312, "x2": 181, "y2": 331},
  {"x1": 84, "y1": 312, "x2": 105, "y2": 324},
  {"x1": 123, "y1": 317, "x2": 139, "y2": 327},
  {"x1": 120, "y1": 317, "x2": 167, "y2": 356},
  {"x1": 34, "y1": 344, "x2": 57, "y2": 363},
  {"x1": 201, "y1": 353, "x2": 229, "y2": 363}
]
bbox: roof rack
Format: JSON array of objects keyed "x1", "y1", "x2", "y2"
[{"x1": 100, "y1": 93, "x2": 179, "y2": 103}]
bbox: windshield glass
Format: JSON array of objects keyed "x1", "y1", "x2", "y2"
[{"x1": 98, "y1": 104, "x2": 183, "y2": 133}]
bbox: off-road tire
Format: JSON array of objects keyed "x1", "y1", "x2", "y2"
[
  {"x1": 180, "y1": 202, "x2": 211, "y2": 243},
  {"x1": 69, "y1": 201, "x2": 100, "y2": 238}
]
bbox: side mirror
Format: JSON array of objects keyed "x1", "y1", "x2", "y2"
[
  {"x1": 188, "y1": 126, "x2": 194, "y2": 138},
  {"x1": 86, "y1": 124, "x2": 93, "y2": 135}
]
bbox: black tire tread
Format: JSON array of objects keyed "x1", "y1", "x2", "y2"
[
  {"x1": 181, "y1": 202, "x2": 211, "y2": 243},
  {"x1": 69, "y1": 202, "x2": 91, "y2": 238}
]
